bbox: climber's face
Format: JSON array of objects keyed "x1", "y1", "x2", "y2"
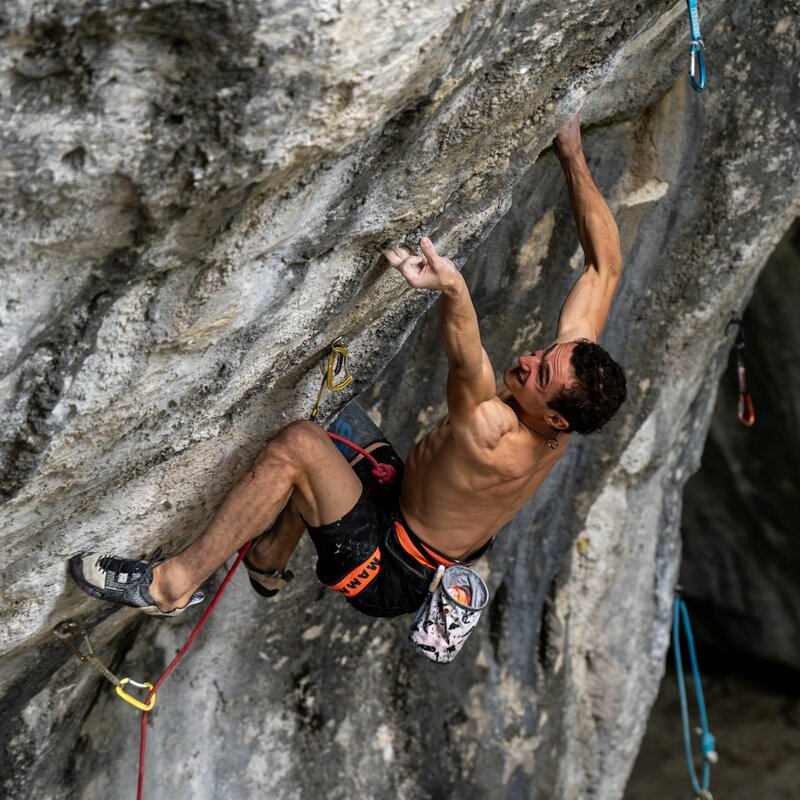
[{"x1": 503, "y1": 342, "x2": 576, "y2": 426}]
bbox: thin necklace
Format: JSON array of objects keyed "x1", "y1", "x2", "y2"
[{"x1": 512, "y1": 399, "x2": 560, "y2": 449}]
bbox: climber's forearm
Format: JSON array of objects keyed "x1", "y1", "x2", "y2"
[
  {"x1": 554, "y1": 144, "x2": 622, "y2": 340},
  {"x1": 439, "y1": 273, "x2": 484, "y2": 374},
  {"x1": 558, "y1": 149, "x2": 622, "y2": 275}
]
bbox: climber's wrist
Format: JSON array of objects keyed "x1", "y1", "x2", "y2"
[{"x1": 556, "y1": 143, "x2": 585, "y2": 165}]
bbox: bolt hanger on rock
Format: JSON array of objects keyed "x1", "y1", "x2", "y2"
[{"x1": 54, "y1": 621, "x2": 156, "y2": 712}]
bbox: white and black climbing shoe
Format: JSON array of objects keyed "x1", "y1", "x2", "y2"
[
  {"x1": 243, "y1": 553, "x2": 294, "y2": 599},
  {"x1": 68, "y1": 552, "x2": 205, "y2": 617}
]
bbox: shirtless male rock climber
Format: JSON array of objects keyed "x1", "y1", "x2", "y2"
[{"x1": 70, "y1": 116, "x2": 626, "y2": 619}]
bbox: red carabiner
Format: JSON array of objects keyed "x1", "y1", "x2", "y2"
[{"x1": 738, "y1": 393, "x2": 755, "y2": 427}]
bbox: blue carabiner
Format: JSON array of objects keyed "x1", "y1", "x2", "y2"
[
  {"x1": 686, "y1": 0, "x2": 706, "y2": 93},
  {"x1": 689, "y1": 40, "x2": 706, "y2": 92}
]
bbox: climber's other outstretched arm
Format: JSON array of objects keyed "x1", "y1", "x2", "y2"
[
  {"x1": 384, "y1": 238, "x2": 495, "y2": 420},
  {"x1": 553, "y1": 116, "x2": 623, "y2": 344}
]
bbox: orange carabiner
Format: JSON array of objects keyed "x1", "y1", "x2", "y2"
[{"x1": 738, "y1": 393, "x2": 755, "y2": 427}]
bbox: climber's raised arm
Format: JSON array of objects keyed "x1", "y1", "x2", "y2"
[
  {"x1": 385, "y1": 237, "x2": 495, "y2": 418},
  {"x1": 553, "y1": 116, "x2": 622, "y2": 344}
]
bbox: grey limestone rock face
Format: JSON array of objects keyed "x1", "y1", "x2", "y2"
[{"x1": 1, "y1": 1, "x2": 799, "y2": 799}]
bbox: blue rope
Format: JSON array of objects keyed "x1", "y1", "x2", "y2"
[
  {"x1": 673, "y1": 597, "x2": 717, "y2": 798},
  {"x1": 686, "y1": 0, "x2": 706, "y2": 92}
]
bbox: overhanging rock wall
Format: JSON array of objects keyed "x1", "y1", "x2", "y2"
[{"x1": 1, "y1": 2, "x2": 798, "y2": 798}]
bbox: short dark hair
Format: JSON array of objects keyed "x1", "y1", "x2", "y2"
[{"x1": 548, "y1": 340, "x2": 627, "y2": 435}]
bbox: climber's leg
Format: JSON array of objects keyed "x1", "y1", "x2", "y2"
[
  {"x1": 246, "y1": 434, "x2": 390, "y2": 574},
  {"x1": 241, "y1": 501, "x2": 306, "y2": 598},
  {"x1": 247, "y1": 499, "x2": 305, "y2": 574},
  {"x1": 148, "y1": 420, "x2": 362, "y2": 610},
  {"x1": 239, "y1": 439, "x2": 398, "y2": 599}
]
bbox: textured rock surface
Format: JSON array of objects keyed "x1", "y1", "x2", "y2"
[
  {"x1": 1, "y1": 1, "x2": 799, "y2": 799},
  {"x1": 680, "y1": 219, "x2": 800, "y2": 672}
]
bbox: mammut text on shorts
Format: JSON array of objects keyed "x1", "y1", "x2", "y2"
[{"x1": 328, "y1": 548, "x2": 382, "y2": 597}]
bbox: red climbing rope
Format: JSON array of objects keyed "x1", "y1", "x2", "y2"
[
  {"x1": 136, "y1": 429, "x2": 394, "y2": 799},
  {"x1": 325, "y1": 431, "x2": 397, "y2": 484},
  {"x1": 137, "y1": 540, "x2": 251, "y2": 800}
]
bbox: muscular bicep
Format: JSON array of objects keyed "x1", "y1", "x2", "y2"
[
  {"x1": 446, "y1": 347, "x2": 497, "y2": 419},
  {"x1": 555, "y1": 257, "x2": 621, "y2": 342}
]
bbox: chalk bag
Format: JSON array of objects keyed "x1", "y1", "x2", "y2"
[{"x1": 408, "y1": 565, "x2": 489, "y2": 664}]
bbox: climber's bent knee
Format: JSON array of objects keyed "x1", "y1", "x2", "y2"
[
  {"x1": 258, "y1": 421, "x2": 363, "y2": 528},
  {"x1": 252, "y1": 421, "x2": 327, "y2": 476}
]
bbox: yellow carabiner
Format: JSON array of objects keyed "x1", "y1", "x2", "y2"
[
  {"x1": 115, "y1": 677, "x2": 156, "y2": 712},
  {"x1": 310, "y1": 340, "x2": 353, "y2": 420},
  {"x1": 326, "y1": 344, "x2": 353, "y2": 391}
]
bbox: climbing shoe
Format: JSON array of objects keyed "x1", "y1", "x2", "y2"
[
  {"x1": 243, "y1": 553, "x2": 294, "y2": 598},
  {"x1": 68, "y1": 551, "x2": 205, "y2": 617}
]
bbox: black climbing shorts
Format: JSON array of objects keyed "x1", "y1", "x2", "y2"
[{"x1": 305, "y1": 442, "x2": 438, "y2": 618}]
